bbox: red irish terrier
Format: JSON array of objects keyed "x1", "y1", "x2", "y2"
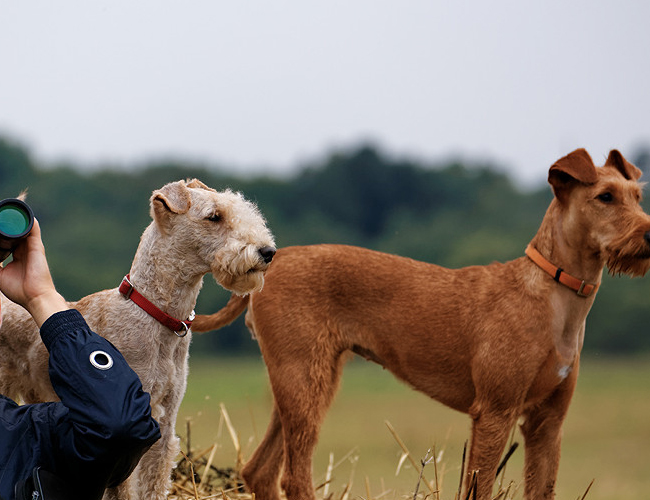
[{"x1": 193, "y1": 149, "x2": 650, "y2": 500}]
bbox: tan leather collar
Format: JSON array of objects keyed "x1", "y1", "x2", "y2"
[{"x1": 525, "y1": 245, "x2": 599, "y2": 298}]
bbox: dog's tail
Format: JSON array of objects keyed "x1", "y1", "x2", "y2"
[{"x1": 192, "y1": 294, "x2": 250, "y2": 332}]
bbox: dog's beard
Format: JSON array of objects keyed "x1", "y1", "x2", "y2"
[
  {"x1": 210, "y1": 243, "x2": 272, "y2": 294},
  {"x1": 607, "y1": 255, "x2": 650, "y2": 277},
  {"x1": 606, "y1": 232, "x2": 650, "y2": 277},
  {"x1": 213, "y1": 268, "x2": 266, "y2": 295}
]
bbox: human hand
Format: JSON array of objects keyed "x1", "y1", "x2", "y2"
[{"x1": 0, "y1": 218, "x2": 68, "y2": 327}]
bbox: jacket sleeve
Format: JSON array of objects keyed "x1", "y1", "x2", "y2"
[{"x1": 39, "y1": 309, "x2": 161, "y2": 491}]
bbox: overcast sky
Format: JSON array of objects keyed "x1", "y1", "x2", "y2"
[{"x1": 1, "y1": 1, "x2": 649, "y2": 187}]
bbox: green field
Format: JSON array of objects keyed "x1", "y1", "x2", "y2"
[{"x1": 177, "y1": 354, "x2": 650, "y2": 500}]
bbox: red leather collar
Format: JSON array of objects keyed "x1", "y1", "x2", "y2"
[
  {"x1": 525, "y1": 245, "x2": 599, "y2": 298},
  {"x1": 119, "y1": 274, "x2": 194, "y2": 336}
]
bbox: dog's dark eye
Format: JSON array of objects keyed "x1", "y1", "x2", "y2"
[
  {"x1": 597, "y1": 192, "x2": 613, "y2": 203},
  {"x1": 206, "y1": 213, "x2": 222, "y2": 222}
]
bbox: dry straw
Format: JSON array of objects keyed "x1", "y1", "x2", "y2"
[{"x1": 168, "y1": 408, "x2": 593, "y2": 500}]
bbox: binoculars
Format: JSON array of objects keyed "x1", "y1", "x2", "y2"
[{"x1": 0, "y1": 198, "x2": 34, "y2": 262}]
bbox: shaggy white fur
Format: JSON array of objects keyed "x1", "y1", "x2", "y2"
[{"x1": 0, "y1": 179, "x2": 275, "y2": 500}]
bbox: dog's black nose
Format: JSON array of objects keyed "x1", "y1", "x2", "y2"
[{"x1": 259, "y1": 246, "x2": 276, "y2": 264}]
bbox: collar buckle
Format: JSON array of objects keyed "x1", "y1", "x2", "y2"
[
  {"x1": 121, "y1": 275, "x2": 135, "y2": 300},
  {"x1": 576, "y1": 280, "x2": 592, "y2": 298},
  {"x1": 525, "y1": 245, "x2": 599, "y2": 298}
]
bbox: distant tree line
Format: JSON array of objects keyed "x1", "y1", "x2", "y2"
[{"x1": 2, "y1": 135, "x2": 650, "y2": 356}]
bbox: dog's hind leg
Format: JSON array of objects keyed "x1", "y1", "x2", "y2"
[{"x1": 241, "y1": 406, "x2": 285, "y2": 500}]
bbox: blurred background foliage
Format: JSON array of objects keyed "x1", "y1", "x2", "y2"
[{"x1": 2, "y1": 134, "x2": 650, "y2": 357}]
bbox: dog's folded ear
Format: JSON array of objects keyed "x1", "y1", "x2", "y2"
[
  {"x1": 604, "y1": 149, "x2": 643, "y2": 181},
  {"x1": 150, "y1": 180, "x2": 193, "y2": 234},
  {"x1": 185, "y1": 178, "x2": 215, "y2": 192},
  {"x1": 548, "y1": 148, "x2": 598, "y2": 202}
]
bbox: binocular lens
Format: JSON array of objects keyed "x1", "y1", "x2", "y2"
[
  {"x1": 0, "y1": 204, "x2": 31, "y2": 236},
  {"x1": 0, "y1": 199, "x2": 34, "y2": 262}
]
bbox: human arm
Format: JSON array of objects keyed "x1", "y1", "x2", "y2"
[
  {"x1": 0, "y1": 218, "x2": 160, "y2": 498},
  {"x1": 0, "y1": 218, "x2": 68, "y2": 327},
  {"x1": 1, "y1": 313, "x2": 161, "y2": 500},
  {"x1": 40, "y1": 310, "x2": 161, "y2": 496}
]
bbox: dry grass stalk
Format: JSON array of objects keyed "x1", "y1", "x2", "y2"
[
  {"x1": 168, "y1": 408, "x2": 594, "y2": 500},
  {"x1": 456, "y1": 441, "x2": 467, "y2": 500},
  {"x1": 323, "y1": 452, "x2": 335, "y2": 497},
  {"x1": 412, "y1": 448, "x2": 437, "y2": 500},
  {"x1": 465, "y1": 470, "x2": 478, "y2": 500},
  {"x1": 220, "y1": 403, "x2": 243, "y2": 468},
  {"x1": 432, "y1": 444, "x2": 440, "y2": 500},
  {"x1": 365, "y1": 476, "x2": 372, "y2": 500},
  {"x1": 385, "y1": 421, "x2": 436, "y2": 495},
  {"x1": 497, "y1": 424, "x2": 518, "y2": 490},
  {"x1": 578, "y1": 479, "x2": 594, "y2": 500},
  {"x1": 338, "y1": 481, "x2": 352, "y2": 500},
  {"x1": 492, "y1": 480, "x2": 519, "y2": 500},
  {"x1": 315, "y1": 447, "x2": 359, "y2": 499},
  {"x1": 201, "y1": 444, "x2": 218, "y2": 486},
  {"x1": 168, "y1": 420, "x2": 246, "y2": 500},
  {"x1": 170, "y1": 412, "x2": 364, "y2": 500}
]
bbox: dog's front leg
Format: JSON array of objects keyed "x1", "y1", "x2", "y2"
[
  {"x1": 132, "y1": 423, "x2": 181, "y2": 500},
  {"x1": 103, "y1": 479, "x2": 134, "y2": 500},
  {"x1": 521, "y1": 367, "x2": 578, "y2": 500},
  {"x1": 466, "y1": 406, "x2": 519, "y2": 500}
]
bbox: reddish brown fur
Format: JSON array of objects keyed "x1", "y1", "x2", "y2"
[{"x1": 193, "y1": 149, "x2": 650, "y2": 500}]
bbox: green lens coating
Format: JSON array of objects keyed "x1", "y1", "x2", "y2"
[{"x1": 0, "y1": 204, "x2": 30, "y2": 236}]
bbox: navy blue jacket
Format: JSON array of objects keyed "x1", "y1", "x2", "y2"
[{"x1": 0, "y1": 309, "x2": 161, "y2": 500}]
